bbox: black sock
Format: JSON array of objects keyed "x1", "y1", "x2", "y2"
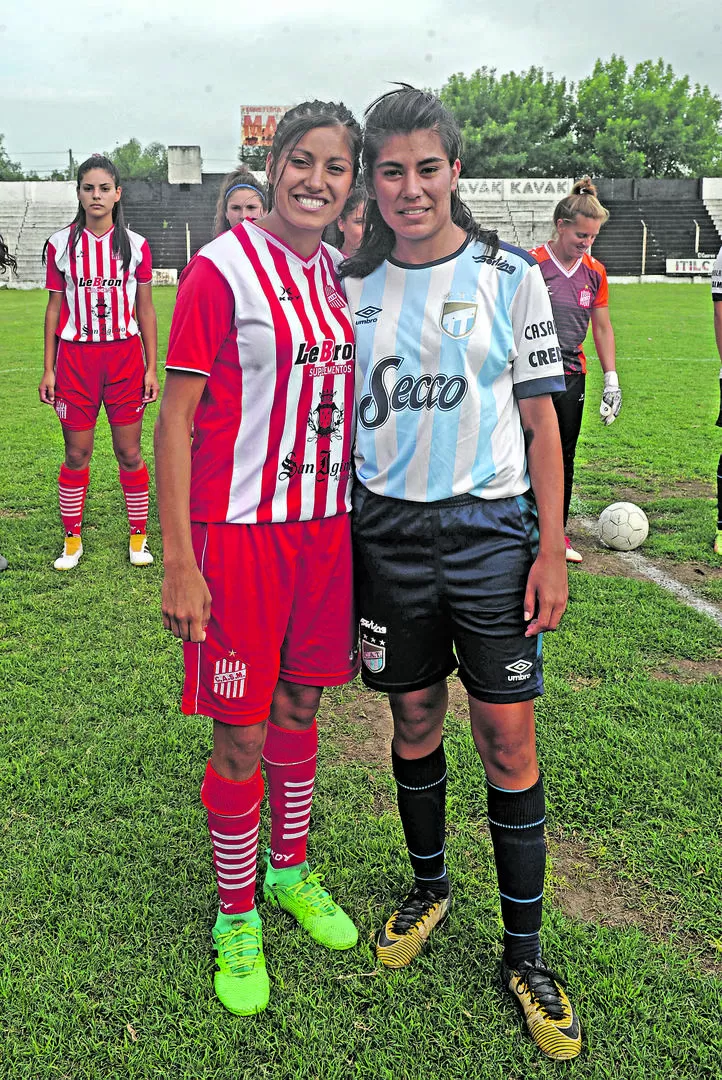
[
  {"x1": 392, "y1": 742, "x2": 448, "y2": 893},
  {"x1": 487, "y1": 774, "x2": 546, "y2": 967}
]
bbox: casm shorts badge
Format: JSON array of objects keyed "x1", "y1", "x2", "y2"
[
  {"x1": 361, "y1": 638, "x2": 385, "y2": 673},
  {"x1": 213, "y1": 657, "x2": 248, "y2": 699}
]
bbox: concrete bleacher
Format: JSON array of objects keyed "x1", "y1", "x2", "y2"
[
  {"x1": 2, "y1": 174, "x2": 721, "y2": 285},
  {"x1": 0, "y1": 181, "x2": 78, "y2": 285}
]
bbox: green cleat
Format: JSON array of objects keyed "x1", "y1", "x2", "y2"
[
  {"x1": 263, "y1": 856, "x2": 358, "y2": 950},
  {"x1": 211, "y1": 909, "x2": 269, "y2": 1016},
  {"x1": 714, "y1": 530, "x2": 722, "y2": 556}
]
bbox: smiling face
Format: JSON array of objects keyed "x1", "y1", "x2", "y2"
[
  {"x1": 225, "y1": 187, "x2": 265, "y2": 227},
  {"x1": 263, "y1": 125, "x2": 355, "y2": 257},
  {"x1": 370, "y1": 128, "x2": 463, "y2": 264},
  {"x1": 554, "y1": 213, "x2": 602, "y2": 266},
  {"x1": 77, "y1": 168, "x2": 121, "y2": 234}
]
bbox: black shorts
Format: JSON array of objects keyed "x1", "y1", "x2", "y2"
[{"x1": 352, "y1": 486, "x2": 543, "y2": 703}]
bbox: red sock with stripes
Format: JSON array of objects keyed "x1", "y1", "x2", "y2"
[
  {"x1": 263, "y1": 720, "x2": 317, "y2": 870},
  {"x1": 58, "y1": 464, "x2": 89, "y2": 536},
  {"x1": 119, "y1": 462, "x2": 149, "y2": 534},
  {"x1": 201, "y1": 762, "x2": 264, "y2": 915}
]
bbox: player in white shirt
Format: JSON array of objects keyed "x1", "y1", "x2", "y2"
[
  {"x1": 341, "y1": 86, "x2": 580, "y2": 1061},
  {"x1": 155, "y1": 101, "x2": 361, "y2": 1018},
  {"x1": 712, "y1": 246, "x2": 722, "y2": 555},
  {"x1": 39, "y1": 155, "x2": 158, "y2": 571}
]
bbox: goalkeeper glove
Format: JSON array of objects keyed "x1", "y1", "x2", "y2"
[{"x1": 600, "y1": 371, "x2": 622, "y2": 425}]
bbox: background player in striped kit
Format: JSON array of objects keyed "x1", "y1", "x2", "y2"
[
  {"x1": 342, "y1": 86, "x2": 581, "y2": 1061},
  {"x1": 530, "y1": 179, "x2": 621, "y2": 563},
  {"x1": 712, "y1": 245, "x2": 722, "y2": 555},
  {"x1": 39, "y1": 155, "x2": 158, "y2": 571},
  {"x1": 212, "y1": 167, "x2": 268, "y2": 236},
  {"x1": 155, "y1": 101, "x2": 361, "y2": 1017}
]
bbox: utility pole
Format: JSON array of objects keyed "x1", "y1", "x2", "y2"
[{"x1": 68, "y1": 149, "x2": 73, "y2": 180}]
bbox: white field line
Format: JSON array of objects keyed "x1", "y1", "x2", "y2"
[{"x1": 578, "y1": 517, "x2": 722, "y2": 629}]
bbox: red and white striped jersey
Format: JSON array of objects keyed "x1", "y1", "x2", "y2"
[
  {"x1": 45, "y1": 225, "x2": 152, "y2": 342},
  {"x1": 165, "y1": 220, "x2": 355, "y2": 525}
]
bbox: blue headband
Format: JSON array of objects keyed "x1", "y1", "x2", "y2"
[{"x1": 225, "y1": 183, "x2": 265, "y2": 204}]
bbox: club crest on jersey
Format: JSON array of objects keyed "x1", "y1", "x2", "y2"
[
  {"x1": 440, "y1": 298, "x2": 478, "y2": 339},
  {"x1": 578, "y1": 287, "x2": 592, "y2": 308},
  {"x1": 213, "y1": 656, "x2": 247, "y2": 698},
  {"x1": 324, "y1": 284, "x2": 346, "y2": 309},
  {"x1": 307, "y1": 389, "x2": 343, "y2": 441},
  {"x1": 361, "y1": 638, "x2": 385, "y2": 673}
]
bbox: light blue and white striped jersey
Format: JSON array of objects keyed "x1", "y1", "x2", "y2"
[{"x1": 345, "y1": 236, "x2": 566, "y2": 502}]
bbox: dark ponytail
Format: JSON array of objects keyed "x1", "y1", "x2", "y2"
[
  {"x1": 43, "y1": 154, "x2": 131, "y2": 270},
  {"x1": 0, "y1": 233, "x2": 17, "y2": 274},
  {"x1": 341, "y1": 84, "x2": 498, "y2": 279}
]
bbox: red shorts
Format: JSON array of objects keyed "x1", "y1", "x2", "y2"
[
  {"x1": 182, "y1": 515, "x2": 359, "y2": 725},
  {"x1": 53, "y1": 337, "x2": 147, "y2": 430}
]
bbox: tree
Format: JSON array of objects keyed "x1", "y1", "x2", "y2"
[
  {"x1": 439, "y1": 58, "x2": 722, "y2": 178},
  {"x1": 105, "y1": 139, "x2": 168, "y2": 180},
  {"x1": 573, "y1": 57, "x2": 722, "y2": 177},
  {"x1": 439, "y1": 68, "x2": 575, "y2": 177},
  {"x1": 0, "y1": 135, "x2": 24, "y2": 181}
]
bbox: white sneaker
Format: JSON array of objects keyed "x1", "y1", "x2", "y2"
[
  {"x1": 129, "y1": 533, "x2": 153, "y2": 566},
  {"x1": 564, "y1": 536, "x2": 583, "y2": 563},
  {"x1": 54, "y1": 534, "x2": 83, "y2": 571}
]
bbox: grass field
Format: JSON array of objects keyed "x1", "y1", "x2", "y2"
[{"x1": 1, "y1": 284, "x2": 721, "y2": 1079}]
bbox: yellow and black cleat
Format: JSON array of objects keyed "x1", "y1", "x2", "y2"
[
  {"x1": 501, "y1": 955, "x2": 582, "y2": 1061},
  {"x1": 375, "y1": 883, "x2": 451, "y2": 969}
]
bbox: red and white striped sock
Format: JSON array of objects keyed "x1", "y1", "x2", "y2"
[
  {"x1": 263, "y1": 720, "x2": 318, "y2": 870},
  {"x1": 201, "y1": 762, "x2": 264, "y2": 915},
  {"x1": 119, "y1": 462, "x2": 149, "y2": 534},
  {"x1": 58, "y1": 463, "x2": 89, "y2": 536}
]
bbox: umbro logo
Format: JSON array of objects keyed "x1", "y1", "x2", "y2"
[
  {"x1": 505, "y1": 659, "x2": 533, "y2": 682},
  {"x1": 355, "y1": 305, "x2": 382, "y2": 323}
]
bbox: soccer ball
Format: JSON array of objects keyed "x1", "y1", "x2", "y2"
[{"x1": 598, "y1": 502, "x2": 649, "y2": 551}]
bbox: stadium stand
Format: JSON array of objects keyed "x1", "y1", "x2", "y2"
[
  {"x1": 1, "y1": 174, "x2": 720, "y2": 285},
  {"x1": 0, "y1": 182, "x2": 77, "y2": 285}
]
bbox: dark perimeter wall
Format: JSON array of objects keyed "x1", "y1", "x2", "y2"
[{"x1": 122, "y1": 175, "x2": 721, "y2": 277}]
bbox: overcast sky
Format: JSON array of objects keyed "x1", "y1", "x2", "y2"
[{"x1": 3, "y1": 0, "x2": 721, "y2": 176}]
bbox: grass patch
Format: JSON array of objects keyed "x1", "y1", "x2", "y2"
[{"x1": 1, "y1": 285, "x2": 721, "y2": 1078}]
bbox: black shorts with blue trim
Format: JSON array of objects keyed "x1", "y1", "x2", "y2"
[{"x1": 351, "y1": 486, "x2": 543, "y2": 703}]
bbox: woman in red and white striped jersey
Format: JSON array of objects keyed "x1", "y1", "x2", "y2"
[
  {"x1": 40, "y1": 154, "x2": 158, "y2": 571},
  {"x1": 155, "y1": 100, "x2": 362, "y2": 1017}
]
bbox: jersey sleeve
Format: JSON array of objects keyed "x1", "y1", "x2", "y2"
[
  {"x1": 592, "y1": 262, "x2": 609, "y2": 307},
  {"x1": 712, "y1": 247, "x2": 722, "y2": 302},
  {"x1": 165, "y1": 255, "x2": 236, "y2": 376},
  {"x1": 135, "y1": 239, "x2": 153, "y2": 284},
  {"x1": 44, "y1": 241, "x2": 65, "y2": 292},
  {"x1": 509, "y1": 262, "x2": 566, "y2": 399}
]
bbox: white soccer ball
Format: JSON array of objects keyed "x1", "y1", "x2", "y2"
[{"x1": 598, "y1": 502, "x2": 649, "y2": 551}]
